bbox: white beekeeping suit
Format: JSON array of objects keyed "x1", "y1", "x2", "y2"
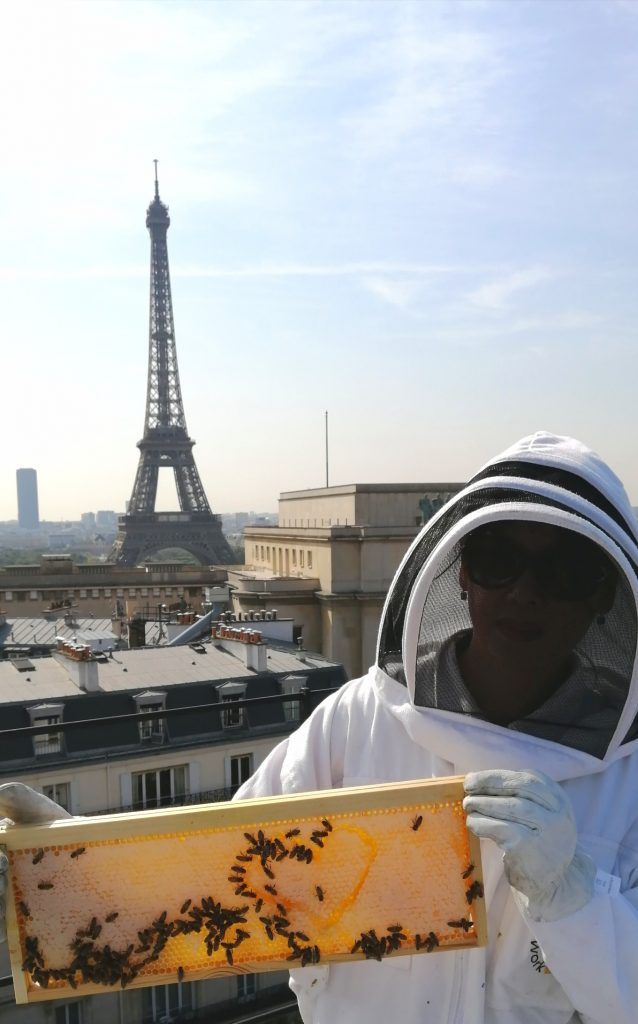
[{"x1": 236, "y1": 432, "x2": 638, "y2": 1024}]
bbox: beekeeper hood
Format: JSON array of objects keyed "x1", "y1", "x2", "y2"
[{"x1": 377, "y1": 432, "x2": 638, "y2": 762}]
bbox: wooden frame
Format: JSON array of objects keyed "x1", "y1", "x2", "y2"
[{"x1": 1, "y1": 776, "x2": 486, "y2": 1003}]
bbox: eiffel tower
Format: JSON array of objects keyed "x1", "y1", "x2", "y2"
[{"x1": 111, "y1": 166, "x2": 233, "y2": 566}]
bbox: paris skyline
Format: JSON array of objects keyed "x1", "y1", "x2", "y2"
[{"x1": 2, "y1": 0, "x2": 638, "y2": 521}]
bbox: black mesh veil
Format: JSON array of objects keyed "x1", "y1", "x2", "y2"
[{"x1": 378, "y1": 480, "x2": 638, "y2": 760}]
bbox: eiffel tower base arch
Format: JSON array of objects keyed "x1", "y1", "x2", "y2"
[{"x1": 111, "y1": 513, "x2": 235, "y2": 567}]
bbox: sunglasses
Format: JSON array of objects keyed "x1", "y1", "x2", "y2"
[{"x1": 461, "y1": 527, "x2": 613, "y2": 602}]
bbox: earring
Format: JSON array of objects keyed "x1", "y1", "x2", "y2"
[
  {"x1": 596, "y1": 613, "x2": 606, "y2": 625},
  {"x1": 460, "y1": 590, "x2": 468, "y2": 602}
]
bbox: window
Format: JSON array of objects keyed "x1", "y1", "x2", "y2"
[
  {"x1": 280, "y1": 675, "x2": 306, "y2": 724},
  {"x1": 132, "y1": 766, "x2": 188, "y2": 810},
  {"x1": 134, "y1": 691, "x2": 167, "y2": 742},
  {"x1": 230, "y1": 754, "x2": 253, "y2": 793},
  {"x1": 55, "y1": 1003, "x2": 82, "y2": 1024},
  {"x1": 221, "y1": 694, "x2": 245, "y2": 728},
  {"x1": 139, "y1": 702, "x2": 165, "y2": 741},
  {"x1": 43, "y1": 782, "x2": 71, "y2": 813},
  {"x1": 142, "y1": 981, "x2": 193, "y2": 1023},
  {"x1": 29, "y1": 704, "x2": 64, "y2": 756},
  {"x1": 5, "y1": 591, "x2": 12, "y2": 601},
  {"x1": 34, "y1": 715, "x2": 62, "y2": 755},
  {"x1": 80, "y1": 590, "x2": 87, "y2": 599},
  {"x1": 91, "y1": 589, "x2": 99, "y2": 598},
  {"x1": 153, "y1": 587, "x2": 161, "y2": 597},
  {"x1": 141, "y1": 587, "x2": 148, "y2": 597},
  {"x1": 129, "y1": 589, "x2": 136, "y2": 598},
  {"x1": 292, "y1": 549, "x2": 297, "y2": 567},
  {"x1": 104, "y1": 588, "x2": 111, "y2": 597},
  {"x1": 237, "y1": 973, "x2": 257, "y2": 1003},
  {"x1": 266, "y1": 546, "x2": 270, "y2": 560},
  {"x1": 30, "y1": 590, "x2": 39, "y2": 600},
  {"x1": 300, "y1": 551, "x2": 305, "y2": 568},
  {"x1": 116, "y1": 589, "x2": 124, "y2": 598},
  {"x1": 307, "y1": 551, "x2": 313, "y2": 569}
]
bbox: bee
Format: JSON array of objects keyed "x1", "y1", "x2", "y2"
[
  {"x1": 180, "y1": 898, "x2": 192, "y2": 914},
  {"x1": 315, "y1": 885, "x2": 325, "y2": 902},
  {"x1": 310, "y1": 835, "x2": 325, "y2": 848},
  {"x1": 416, "y1": 931, "x2": 439, "y2": 952},
  {"x1": 263, "y1": 865, "x2": 275, "y2": 879},
  {"x1": 462, "y1": 863, "x2": 475, "y2": 879},
  {"x1": 236, "y1": 853, "x2": 252, "y2": 862},
  {"x1": 321, "y1": 818, "x2": 333, "y2": 832},
  {"x1": 411, "y1": 815, "x2": 423, "y2": 831},
  {"x1": 225, "y1": 947, "x2": 234, "y2": 965},
  {"x1": 177, "y1": 966, "x2": 184, "y2": 982},
  {"x1": 296, "y1": 931, "x2": 310, "y2": 942},
  {"x1": 244, "y1": 832, "x2": 258, "y2": 845},
  {"x1": 70, "y1": 847, "x2": 86, "y2": 859},
  {"x1": 37, "y1": 881, "x2": 54, "y2": 890},
  {"x1": 105, "y1": 912, "x2": 119, "y2": 923},
  {"x1": 18, "y1": 901, "x2": 30, "y2": 918},
  {"x1": 304, "y1": 849, "x2": 313, "y2": 863},
  {"x1": 32, "y1": 849, "x2": 44, "y2": 865},
  {"x1": 466, "y1": 880, "x2": 484, "y2": 904},
  {"x1": 448, "y1": 918, "x2": 474, "y2": 933},
  {"x1": 265, "y1": 884, "x2": 277, "y2": 896},
  {"x1": 254, "y1": 898, "x2": 263, "y2": 914},
  {"x1": 243, "y1": 889, "x2": 257, "y2": 899},
  {"x1": 285, "y1": 828, "x2": 300, "y2": 838}
]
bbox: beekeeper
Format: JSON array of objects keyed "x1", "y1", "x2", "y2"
[{"x1": 1, "y1": 431, "x2": 637, "y2": 1024}]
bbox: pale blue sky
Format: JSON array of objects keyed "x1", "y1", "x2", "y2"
[{"x1": 1, "y1": 0, "x2": 637, "y2": 520}]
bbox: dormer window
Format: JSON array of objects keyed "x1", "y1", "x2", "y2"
[
  {"x1": 280, "y1": 674, "x2": 307, "y2": 724},
  {"x1": 28, "y1": 703, "x2": 64, "y2": 757},
  {"x1": 217, "y1": 682, "x2": 247, "y2": 729},
  {"x1": 134, "y1": 691, "x2": 167, "y2": 743}
]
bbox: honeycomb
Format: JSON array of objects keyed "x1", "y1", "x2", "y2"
[{"x1": 2, "y1": 780, "x2": 485, "y2": 1002}]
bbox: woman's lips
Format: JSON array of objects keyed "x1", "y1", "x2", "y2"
[{"x1": 496, "y1": 618, "x2": 544, "y2": 642}]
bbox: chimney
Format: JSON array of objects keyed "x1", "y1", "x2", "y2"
[{"x1": 54, "y1": 643, "x2": 100, "y2": 692}]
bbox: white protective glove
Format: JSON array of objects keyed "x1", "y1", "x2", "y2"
[
  {"x1": 0, "y1": 783, "x2": 72, "y2": 942},
  {"x1": 463, "y1": 769, "x2": 596, "y2": 923}
]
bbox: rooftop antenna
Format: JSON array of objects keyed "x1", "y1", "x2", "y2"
[{"x1": 153, "y1": 158, "x2": 159, "y2": 199}]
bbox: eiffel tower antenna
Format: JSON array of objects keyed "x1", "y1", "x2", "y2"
[{"x1": 111, "y1": 167, "x2": 233, "y2": 566}]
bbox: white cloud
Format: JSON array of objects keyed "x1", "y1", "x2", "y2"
[
  {"x1": 361, "y1": 276, "x2": 423, "y2": 308},
  {"x1": 466, "y1": 267, "x2": 555, "y2": 311}
]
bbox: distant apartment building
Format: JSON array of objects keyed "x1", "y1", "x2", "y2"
[
  {"x1": 16, "y1": 468, "x2": 39, "y2": 530},
  {"x1": 0, "y1": 633, "x2": 344, "y2": 1024},
  {"x1": 0, "y1": 556, "x2": 226, "y2": 621},
  {"x1": 233, "y1": 482, "x2": 462, "y2": 679}
]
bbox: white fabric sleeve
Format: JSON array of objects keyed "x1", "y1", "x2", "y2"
[{"x1": 519, "y1": 867, "x2": 638, "y2": 1024}]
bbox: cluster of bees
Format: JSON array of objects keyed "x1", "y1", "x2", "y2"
[{"x1": 18, "y1": 809, "x2": 483, "y2": 991}]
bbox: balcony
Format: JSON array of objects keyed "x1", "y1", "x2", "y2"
[{"x1": 95, "y1": 785, "x2": 238, "y2": 817}]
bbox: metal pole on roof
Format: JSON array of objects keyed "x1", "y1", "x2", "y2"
[{"x1": 325, "y1": 410, "x2": 329, "y2": 488}]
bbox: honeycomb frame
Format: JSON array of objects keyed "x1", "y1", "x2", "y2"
[{"x1": 1, "y1": 776, "x2": 486, "y2": 1003}]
